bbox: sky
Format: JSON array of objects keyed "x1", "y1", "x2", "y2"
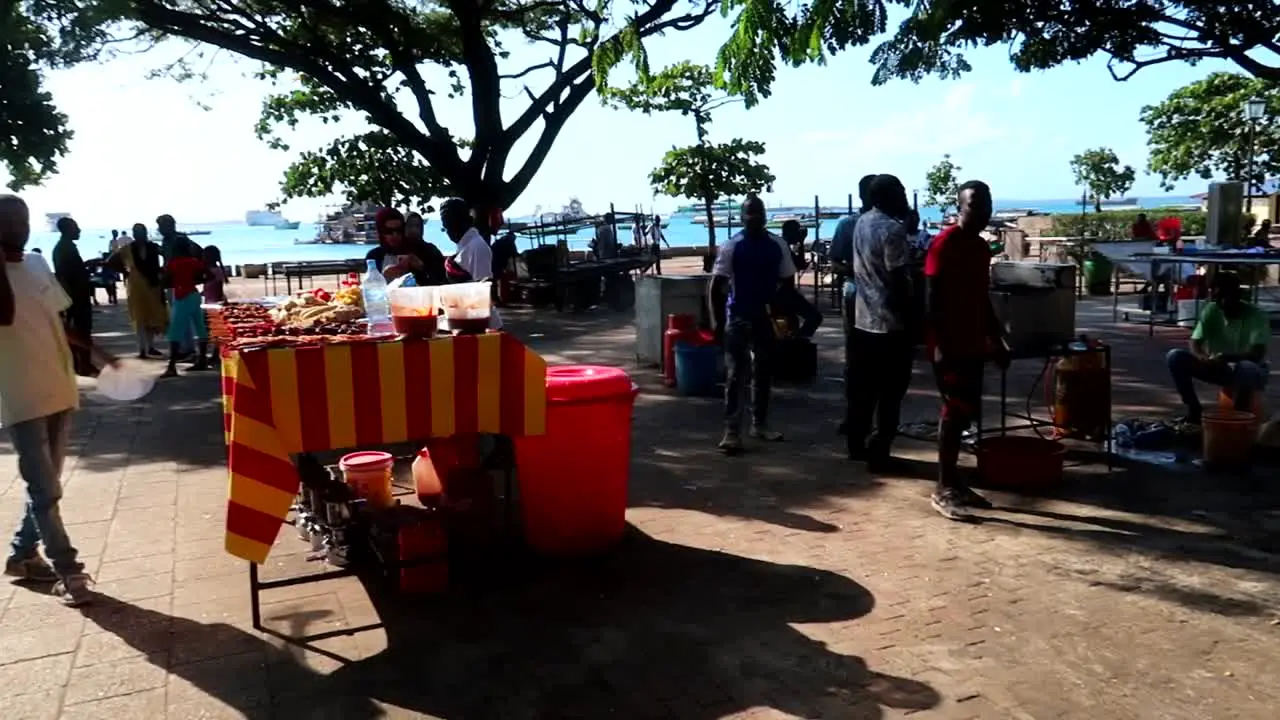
[{"x1": 7, "y1": 12, "x2": 1245, "y2": 227}]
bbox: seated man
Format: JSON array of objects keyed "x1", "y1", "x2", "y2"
[{"x1": 1166, "y1": 272, "x2": 1269, "y2": 424}]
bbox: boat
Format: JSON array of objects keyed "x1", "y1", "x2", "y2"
[
  {"x1": 305, "y1": 204, "x2": 379, "y2": 244},
  {"x1": 675, "y1": 200, "x2": 739, "y2": 214},
  {"x1": 45, "y1": 212, "x2": 72, "y2": 232},
  {"x1": 1099, "y1": 197, "x2": 1139, "y2": 208},
  {"x1": 617, "y1": 220, "x2": 671, "y2": 231},
  {"x1": 245, "y1": 209, "x2": 286, "y2": 226},
  {"x1": 274, "y1": 220, "x2": 301, "y2": 230},
  {"x1": 537, "y1": 197, "x2": 589, "y2": 224},
  {"x1": 186, "y1": 230, "x2": 212, "y2": 237}
]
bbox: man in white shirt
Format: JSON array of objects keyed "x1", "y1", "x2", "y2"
[
  {"x1": 0, "y1": 195, "x2": 110, "y2": 606},
  {"x1": 439, "y1": 198, "x2": 503, "y2": 330}
]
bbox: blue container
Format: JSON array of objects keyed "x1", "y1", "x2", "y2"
[{"x1": 674, "y1": 342, "x2": 719, "y2": 397}]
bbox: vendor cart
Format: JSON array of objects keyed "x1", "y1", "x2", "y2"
[
  {"x1": 219, "y1": 332, "x2": 549, "y2": 646},
  {"x1": 512, "y1": 211, "x2": 655, "y2": 311}
]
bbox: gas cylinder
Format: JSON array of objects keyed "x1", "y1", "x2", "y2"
[
  {"x1": 1052, "y1": 338, "x2": 1110, "y2": 440},
  {"x1": 663, "y1": 313, "x2": 697, "y2": 387}
]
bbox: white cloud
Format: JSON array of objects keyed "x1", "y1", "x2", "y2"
[{"x1": 1008, "y1": 78, "x2": 1024, "y2": 98}]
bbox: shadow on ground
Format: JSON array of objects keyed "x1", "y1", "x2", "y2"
[{"x1": 81, "y1": 529, "x2": 939, "y2": 718}]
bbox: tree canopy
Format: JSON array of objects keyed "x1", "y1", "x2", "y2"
[
  {"x1": 604, "y1": 62, "x2": 773, "y2": 254},
  {"x1": 923, "y1": 154, "x2": 961, "y2": 218},
  {"x1": 857, "y1": 0, "x2": 1280, "y2": 87},
  {"x1": 1069, "y1": 147, "x2": 1135, "y2": 212},
  {"x1": 1140, "y1": 72, "x2": 1280, "y2": 194},
  {"x1": 5, "y1": 0, "x2": 728, "y2": 210}
]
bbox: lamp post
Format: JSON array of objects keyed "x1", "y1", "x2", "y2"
[{"x1": 1243, "y1": 97, "x2": 1267, "y2": 214}]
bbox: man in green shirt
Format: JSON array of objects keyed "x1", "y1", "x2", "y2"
[{"x1": 1166, "y1": 272, "x2": 1270, "y2": 424}]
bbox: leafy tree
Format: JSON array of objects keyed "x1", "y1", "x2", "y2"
[
  {"x1": 715, "y1": 1, "x2": 1280, "y2": 100},
  {"x1": 4, "y1": 0, "x2": 727, "y2": 211},
  {"x1": 0, "y1": 1, "x2": 134, "y2": 189},
  {"x1": 923, "y1": 154, "x2": 961, "y2": 218},
  {"x1": 604, "y1": 62, "x2": 774, "y2": 256},
  {"x1": 1140, "y1": 72, "x2": 1280, "y2": 194},
  {"x1": 1069, "y1": 148, "x2": 1135, "y2": 213}
]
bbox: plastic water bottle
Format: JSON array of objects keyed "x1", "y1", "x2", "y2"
[{"x1": 362, "y1": 259, "x2": 394, "y2": 333}]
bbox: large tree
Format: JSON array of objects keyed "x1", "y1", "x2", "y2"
[
  {"x1": 716, "y1": 1, "x2": 1280, "y2": 102},
  {"x1": 4, "y1": 0, "x2": 739, "y2": 211},
  {"x1": 1140, "y1": 72, "x2": 1280, "y2": 194}
]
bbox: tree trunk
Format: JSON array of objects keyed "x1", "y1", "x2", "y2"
[{"x1": 703, "y1": 195, "x2": 718, "y2": 273}]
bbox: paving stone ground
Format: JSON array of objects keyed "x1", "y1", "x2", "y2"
[{"x1": 2, "y1": 295, "x2": 1279, "y2": 719}]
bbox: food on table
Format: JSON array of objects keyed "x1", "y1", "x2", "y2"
[
  {"x1": 392, "y1": 314, "x2": 438, "y2": 338},
  {"x1": 270, "y1": 292, "x2": 365, "y2": 329},
  {"x1": 334, "y1": 286, "x2": 363, "y2": 308}
]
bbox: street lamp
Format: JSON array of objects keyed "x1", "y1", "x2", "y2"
[{"x1": 1243, "y1": 97, "x2": 1267, "y2": 214}]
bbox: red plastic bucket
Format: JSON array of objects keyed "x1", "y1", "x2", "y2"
[
  {"x1": 513, "y1": 365, "x2": 639, "y2": 555},
  {"x1": 975, "y1": 436, "x2": 1065, "y2": 491}
]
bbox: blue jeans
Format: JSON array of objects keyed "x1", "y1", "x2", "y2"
[
  {"x1": 1166, "y1": 348, "x2": 1268, "y2": 417},
  {"x1": 8, "y1": 411, "x2": 83, "y2": 576}
]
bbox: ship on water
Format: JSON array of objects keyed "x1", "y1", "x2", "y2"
[
  {"x1": 245, "y1": 209, "x2": 286, "y2": 226},
  {"x1": 45, "y1": 212, "x2": 72, "y2": 232}
]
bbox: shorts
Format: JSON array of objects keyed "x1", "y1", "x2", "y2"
[
  {"x1": 167, "y1": 293, "x2": 208, "y2": 343},
  {"x1": 932, "y1": 359, "x2": 984, "y2": 421}
]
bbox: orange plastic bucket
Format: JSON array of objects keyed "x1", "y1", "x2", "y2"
[
  {"x1": 339, "y1": 451, "x2": 395, "y2": 508},
  {"x1": 976, "y1": 436, "x2": 1066, "y2": 491},
  {"x1": 1202, "y1": 410, "x2": 1255, "y2": 470}
]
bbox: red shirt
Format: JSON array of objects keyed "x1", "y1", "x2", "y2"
[
  {"x1": 167, "y1": 256, "x2": 205, "y2": 300},
  {"x1": 924, "y1": 225, "x2": 992, "y2": 358}
]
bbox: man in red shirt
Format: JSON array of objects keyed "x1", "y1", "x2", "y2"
[
  {"x1": 160, "y1": 240, "x2": 211, "y2": 378},
  {"x1": 924, "y1": 180, "x2": 1008, "y2": 520}
]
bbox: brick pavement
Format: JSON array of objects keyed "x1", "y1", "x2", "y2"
[{"x1": 1, "y1": 297, "x2": 1279, "y2": 719}]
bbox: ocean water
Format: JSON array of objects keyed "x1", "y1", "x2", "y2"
[{"x1": 26, "y1": 195, "x2": 1198, "y2": 268}]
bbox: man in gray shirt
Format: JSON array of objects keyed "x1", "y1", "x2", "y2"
[
  {"x1": 845, "y1": 174, "x2": 915, "y2": 467},
  {"x1": 830, "y1": 174, "x2": 877, "y2": 434}
]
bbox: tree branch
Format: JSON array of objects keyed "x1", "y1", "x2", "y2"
[{"x1": 501, "y1": 61, "x2": 556, "y2": 81}]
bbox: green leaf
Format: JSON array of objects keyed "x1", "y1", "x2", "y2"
[
  {"x1": 1140, "y1": 72, "x2": 1280, "y2": 194},
  {"x1": 1068, "y1": 147, "x2": 1136, "y2": 212}
]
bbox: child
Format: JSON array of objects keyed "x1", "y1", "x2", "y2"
[
  {"x1": 160, "y1": 241, "x2": 211, "y2": 377},
  {"x1": 97, "y1": 252, "x2": 119, "y2": 305},
  {"x1": 201, "y1": 245, "x2": 229, "y2": 304}
]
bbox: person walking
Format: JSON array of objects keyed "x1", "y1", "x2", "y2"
[
  {"x1": 845, "y1": 175, "x2": 916, "y2": 468},
  {"x1": 925, "y1": 180, "x2": 1009, "y2": 520},
  {"x1": 709, "y1": 195, "x2": 796, "y2": 453},
  {"x1": 52, "y1": 217, "x2": 96, "y2": 376},
  {"x1": 1, "y1": 194, "x2": 109, "y2": 606},
  {"x1": 117, "y1": 224, "x2": 168, "y2": 358},
  {"x1": 157, "y1": 215, "x2": 198, "y2": 357}
]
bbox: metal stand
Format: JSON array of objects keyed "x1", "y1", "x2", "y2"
[
  {"x1": 974, "y1": 344, "x2": 1114, "y2": 473},
  {"x1": 245, "y1": 441, "x2": 519, "y2": 653}
]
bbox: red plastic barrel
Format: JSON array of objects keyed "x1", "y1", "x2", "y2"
[{"x1": 514, "y1": 365, "x2": 639, "y2": 555}]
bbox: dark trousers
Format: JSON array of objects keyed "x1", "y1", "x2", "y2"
[
  {"x1": 724, "y1": 316, "x2": 776, "y2": 431},
  {"x1": 1166, "y1": 348, "x2": 1267, "y2": 415},
  {"x1": 933, "y1": 358, "x2": 985, "y2": 491},
  {"x1": 841, "y1": 280, "x2": 855, "y2": 384},
  {"x1": 776, "y1": 285, "x2": 822, "y2": 338},
  {"x1": 846, "y1": 329, "x2": 914, "y2": 457},
  {"x1": 64, "y1": 300, "x2": 93, "y2": 376}
]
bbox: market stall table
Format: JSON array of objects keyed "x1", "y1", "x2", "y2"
[
  {"x1": 1111, "y1": 252, "x2": 1280, "y2": 336},
  {"x1": 219, "y1": 332, "x2": 548, "y2": 643}
]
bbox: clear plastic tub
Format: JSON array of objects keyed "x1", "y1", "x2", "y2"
[
  {"x1": 437, "y1": 282, "x2": 492, "y2": 334},
  {"x1": 388, "y1": 286, "x2": 439, "y2": 337}
]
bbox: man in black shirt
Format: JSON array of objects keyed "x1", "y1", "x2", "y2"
[{"x1": 52, "y1": 218, "x2": 95, "y2": 375}]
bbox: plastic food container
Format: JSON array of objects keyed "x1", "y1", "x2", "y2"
[
  {"x1": 437, "y1": 282, "x2": 492, "y2": 334},
  {"x1": 338, "y1": 451, "x2": 396, "y2": 508},
  {"x1": 389, "y1": 286, "x2": 439, "y2": 338}
]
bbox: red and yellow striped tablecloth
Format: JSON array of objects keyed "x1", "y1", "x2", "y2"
[{"x1": 220, "y1": 333, "x2": 547, "y2": 563}]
